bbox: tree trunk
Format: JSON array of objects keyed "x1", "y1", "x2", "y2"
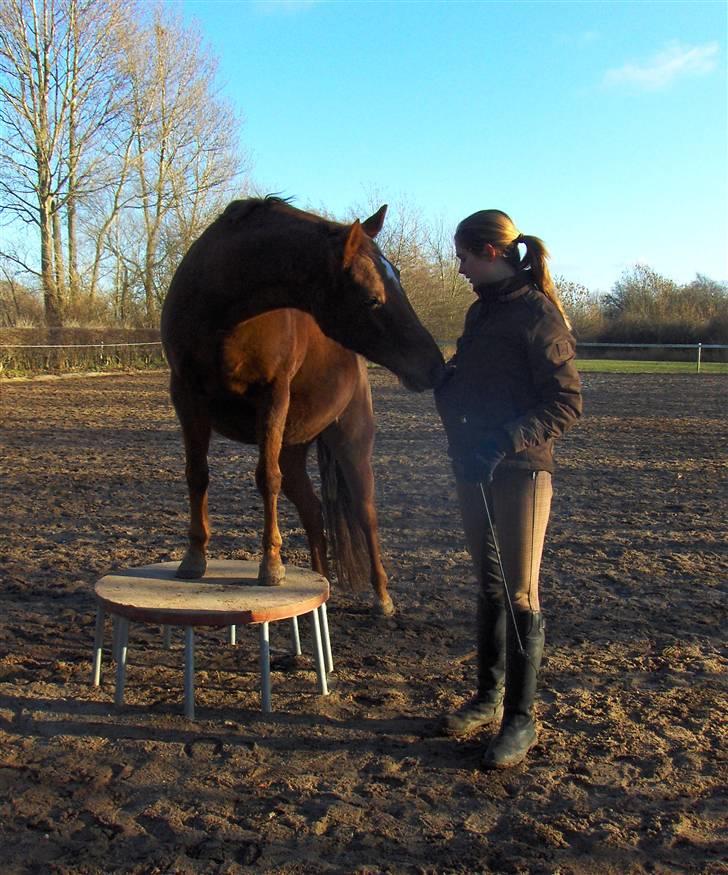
[
  {"x1": 67, "y1": 0, "x2": 80, "y2": 305},
  {"x1": 40, "y1": 201, "x2": 61, "y2": 327},
  {"x1": 52, "y1": 204, "x2": 67, "y2": 313},
  {"x1": 68, "y1": 199, "x2": 80, "y2": 304},
  {"x1": 144, "y1": 245, "x2": 156, "y2": 324}
]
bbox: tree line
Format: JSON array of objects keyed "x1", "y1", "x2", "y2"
[
  {"x1": 1, "y1": 1, "x2": 726, "y2": 346},
  {"x1": 555, "y1": 267, "x2": 727, "y2": 347}
]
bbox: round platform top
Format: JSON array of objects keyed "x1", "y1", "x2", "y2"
[{"x1": 94, "y1": 560, "x2": 329, "y2": 626}]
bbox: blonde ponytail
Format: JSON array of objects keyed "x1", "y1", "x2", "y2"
[{"x1": 519, "y1": 234, "x2": 572, "y2": 330}]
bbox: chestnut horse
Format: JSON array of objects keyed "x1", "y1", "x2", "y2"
[{"x1": 161, "y1": 196, "x2": 443, "y2": 615}]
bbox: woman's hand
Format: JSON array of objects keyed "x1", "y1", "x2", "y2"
[
  {"x1": 432, "y1": 361, "x2": 456, "y2": 393},
  {"x1": 451, "y1": 429, "x2": 512, "y2": 483}
]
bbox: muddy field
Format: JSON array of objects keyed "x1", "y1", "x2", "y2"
[{"x1": 0, "y1": 369, "x2": 726, "y2": 874}]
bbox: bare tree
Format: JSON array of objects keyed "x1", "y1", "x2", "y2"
[
  {"x1": 63, "y1": 0, "x2": 129, "y2": 307},
  {"x1": 0, "y1": 0, "x2": 65, "y2": 323},
  {"x1": 118, "y1": 8, "x2": 244, "y2": 322},
  {"x1": 0, "y1": 0, "x2": 243, "y2": 326},
  {"x1": 345, "y1": 188, "x2": 425, "y2": 273},
  {"x1": 0, "y1": 0, "x2": 131, "y2": 324},
  {"x1": 0, "y1": 256, "x2": 43, "y2": 325}
]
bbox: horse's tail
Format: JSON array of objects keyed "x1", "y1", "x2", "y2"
[{"x1": 316, "y1": 437, "x2": 369, "y2": 591}]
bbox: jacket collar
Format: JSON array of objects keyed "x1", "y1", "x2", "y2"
[{"x1": 474, "y1": 268, "x2": 534, "y2": 302}]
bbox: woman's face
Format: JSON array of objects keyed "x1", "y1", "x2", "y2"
[{"x1": 455, "y1": 243, "x2": 499, "y2": 287}]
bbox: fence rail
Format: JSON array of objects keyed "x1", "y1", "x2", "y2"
[
  {"x1": 0, "y1": 341, "x2": 163, "y2": 349},
  {"x1": 575, "y1": 342, "x2": 728, "y2": 372},
  {"x1": 0, "y1": 340, "x2": 166, "y2": 375},
  {"x1": 436, "y1": 340, "x2": 728, "y2": 371},
  {"x1": 1, "y1": 339, "x2": 727, "y2": 376}
]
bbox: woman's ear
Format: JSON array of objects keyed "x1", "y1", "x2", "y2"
[{"x1": 483, "y1": 243, "x2": 499, "y2": 261}]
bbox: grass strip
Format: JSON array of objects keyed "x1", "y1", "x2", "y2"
[{"x1": 576, "y1": 359, "x2": 728, "y2": 374}]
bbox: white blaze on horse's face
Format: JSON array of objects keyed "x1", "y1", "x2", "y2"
[
  {"x1": 379, "y1": 255, "x2": 399, "y2": 286},
  {"x1": 376, "y1": 254, "x2": 407, "y2": 304}
]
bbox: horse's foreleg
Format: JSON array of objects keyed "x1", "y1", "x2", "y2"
[
  {"x1": 280, "y1": 444, "x2": 330, "y2": 580},
  {"x1": 255, "y1": 381, "x2": 290, "y2": 586},
  {"x1": 172, "y1": 383, "x2": 212, "y2": 580}
]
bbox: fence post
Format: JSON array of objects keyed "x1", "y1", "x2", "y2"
[{"x1": 696, "y1": 342, "x2": 702, "y2": 374}]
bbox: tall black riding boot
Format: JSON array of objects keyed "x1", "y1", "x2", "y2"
[
  {"x1": 482, "y1": 611, "x2": 545, "y2": 768},
  {"x1": 442, "y1": 595, "x2": 506, "y2": 736}
]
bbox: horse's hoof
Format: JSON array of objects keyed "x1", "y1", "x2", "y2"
[
  {"x1": 258, "y1": 565, "x2": 286, "y2": 587},
  {"x1": 374, "y1": 596, "x2": 395, "y2": 617},
  {"x1": 176, "y1": 552, "x2": 207, "y2": 579}
]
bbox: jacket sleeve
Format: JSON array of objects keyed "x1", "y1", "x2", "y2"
[{"x1": 502, "y1": 317, "x2": 582, "y2": 452}]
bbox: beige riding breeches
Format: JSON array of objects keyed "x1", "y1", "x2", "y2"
[{"x1": 455, "y1": 469, "x2": 553, "y2": 612}]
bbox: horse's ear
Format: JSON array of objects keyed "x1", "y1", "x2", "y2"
[
  {"x1": 361, "y1": 205, "x2": 387, "y2": 239},
  {"x1": 343, "y1": 220, "x2": 365, "y2": 268}
]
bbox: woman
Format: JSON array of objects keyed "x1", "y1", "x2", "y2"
[{"x1": 434, "y1": 209, "x2": 582, "y2": 769}]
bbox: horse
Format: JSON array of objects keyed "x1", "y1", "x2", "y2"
[{"x1": 160, "y1": 196, "x2": 444, "y2": 615}]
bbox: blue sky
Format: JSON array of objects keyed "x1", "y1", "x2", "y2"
[{"x1": 171, "y1": 0, "x2": 727, "y2": 294}]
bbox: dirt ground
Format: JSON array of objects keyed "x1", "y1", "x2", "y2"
[{"x1": 0, "y1": 368, "x2": 725, "y2": 875}]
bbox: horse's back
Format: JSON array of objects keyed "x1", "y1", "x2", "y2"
[{"x1": 162, "y1": 198, "x2": 334, "y2": 369}]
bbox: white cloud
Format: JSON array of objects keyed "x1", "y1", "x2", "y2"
[{"x1": 603, "y1": 41, "x2": 720, "y2": 91}]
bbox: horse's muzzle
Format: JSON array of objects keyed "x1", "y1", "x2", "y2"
[{"x1": 399, "y1": 359, "x2": 446, "y2": 393}]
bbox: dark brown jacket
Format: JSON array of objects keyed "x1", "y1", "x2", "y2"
[{"x1": 435, "y1": 282, "x2": 582, "y2": 474}]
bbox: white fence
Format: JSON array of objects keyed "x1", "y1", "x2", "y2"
[
  {"x1": 0, "y1": 340, "x2": 165, "y2": 374},
  {"x1": 575, "y1": 342, "x2": 728, "y2": 373},
  {"x1": 1, "y1": 339, "x2": 727, "y2": 375}
]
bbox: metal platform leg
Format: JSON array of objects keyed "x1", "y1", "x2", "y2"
[
  {"x1": 92, "y1": 606, "x2": 105, "y2": 686},
  {"x1": 162, "y1": 625, "x2": 172, "y2": 649},
  {"x1": 310, "y1": 609, "x2": 329, "y2": 696},
  {"x1": 319, "y1": 602, "x2": 333, "y2": 675},
  {"x1": 227, "y1": 625, "x2": 237, "y2": 645},
  {"x1": 184, "y1": 626, "x2": 195, "y2": 720},
  {"x1": 259, "y1": 622, "x2": 272, "y2": 713},
  {"x1": 258, "y1": 623, "x2": 272, "y2": 714},
  {"x1": 114, "y1": 617, "x2": 129, "y2": 707},
  {"x1": 290, "y1": 615, "x2": 301, "y2": 656},
  {"x1": 112, "y1": 615, "x2": 120, "y2": 662}
]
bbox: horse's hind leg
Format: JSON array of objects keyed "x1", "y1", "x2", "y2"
[
  {"x1": 337, "y1": 450, "x2": 393, "y2": 616},
  {"x1": 280, "y1": 443, "x2": 330, "y2": 579},
  {"x1": 255, "y1": 380, "x2": 290, "y2": 586},
  {"x1": 322, "y1": 385, "x2": 393, "y2": 616},
  {"x1": 171, "y1": 379, "x2": 212, "y2": 579}
]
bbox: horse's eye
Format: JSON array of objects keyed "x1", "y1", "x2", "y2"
[{"x1": 365, "y1": 296, "x2": 382, "y2": 310}]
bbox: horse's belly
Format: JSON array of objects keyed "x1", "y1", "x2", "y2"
[
  {"x1": 209, "y1": 399, "x2": 257, "y2": 444},
  {"x1": 208, "y1": 389, "x2": 350, "y2": 447},
  {"x1": 282, "y1": 401, "x2": 341, "y2": 445}
]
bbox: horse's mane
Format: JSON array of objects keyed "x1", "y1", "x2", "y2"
[
  {"x1": 221, "y1": 195, "x2": 333, "y2": 228},
  {"x1": 217, "y1": 195, "x2": 378, "y2": 264}
]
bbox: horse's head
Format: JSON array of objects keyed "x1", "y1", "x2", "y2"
[{"x1": 318, "y1": 206, "x2": 445, "y2": 392}]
